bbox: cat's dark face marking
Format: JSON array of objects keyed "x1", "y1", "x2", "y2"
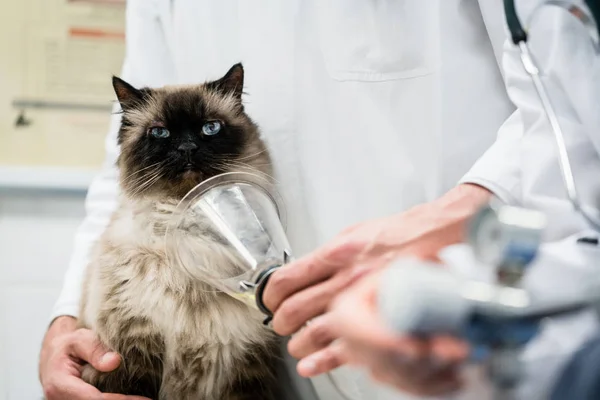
[{"x1": 113, "y1": 64, "x2": 271, "y2": 199}]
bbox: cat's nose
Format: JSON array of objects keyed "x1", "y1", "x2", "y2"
[{"x1": 177, "y1": 142, "x2": 198, "y2": 155}]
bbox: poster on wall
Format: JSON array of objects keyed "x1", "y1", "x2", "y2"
[{"x1": 0, "y1": 0, "x2": 125, "y2": 174}]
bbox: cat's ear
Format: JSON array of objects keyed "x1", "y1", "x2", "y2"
[
  {"x1": 212, "y1": 63, "x2": 244, "y2": 100},
  {"x1": 112, "y1": 76, "x2": 145, "y2": 110}
]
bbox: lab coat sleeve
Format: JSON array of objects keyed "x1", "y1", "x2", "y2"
[
  {"x1": 475, "y1": 4, "x2": 600, "y2": 238},
  {"x1": 458, "y1": 109, "x2": 523, "y2": 205},
  {"x1": 49, "y1": 0, "x2": 175, "y2": 322},
  {"x1": 458, "y1": 0, "x2": 523, "y2": 205}
]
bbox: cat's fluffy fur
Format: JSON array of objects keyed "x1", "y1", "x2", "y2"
[{"x1": 78, "y1": 64, "x2": 281, "y2": 400}]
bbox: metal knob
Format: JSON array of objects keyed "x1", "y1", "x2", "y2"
[{"x1": 467, "y1": 203, "x2": 547, "y2": 285}]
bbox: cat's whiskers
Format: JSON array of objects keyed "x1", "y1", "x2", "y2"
[
  {"x1": 122, "y1": 162, "x2": 164, "y2": 181},
  {"x1": 214, "y1": 149, "x2": 269, "y2": 164},
  {"x1": 228, "y1": 159, "x2": 271, "y2": 172},
  {"x1": 127, "y1": 157, "x2": 179, "y2": 195},
  {"x1": 212, "y1": 160, "x2": 276, "y2": 182},
  {"x1": 234, "y1": 148, "x2": 269, "y2": 162},
  {"x1": 128, "y1": 168, "x2": 161, "y2": 187},
  {"x1": 130, "y1": 168, "x2": 165, "y2": 197},
  {"x1": 128, "y1": 165, "x2": 167, "y2": 189}
]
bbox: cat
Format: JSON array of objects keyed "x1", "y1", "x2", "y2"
[{"x1": 78, "y1": 64, "x2": 282, "y2": 400}]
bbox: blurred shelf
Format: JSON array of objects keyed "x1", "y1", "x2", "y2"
[{"x1": 0, "y1": 166, "x2": 98, "y2": 192}]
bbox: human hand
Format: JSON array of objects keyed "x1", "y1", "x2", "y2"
[
  {"x1": 40, "y1": 316, "x2": 150, "y2": 400},
  {"x1": 295, "y1": 271, "x2": 469, "y2": 397},
  {"x1": 264, "y1": 206, "x2": 442, "y2": 337},
  {"x1": 263, "y1": 184, "x2": 489, "y2": 368}
]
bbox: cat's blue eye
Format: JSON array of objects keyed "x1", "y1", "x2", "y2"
[
  {"x1": 149, "y1": 127, "x2": 170, "y2": 139},
  {"x1": 202, "y1": 121, "x2": 222, "y2": 136}
]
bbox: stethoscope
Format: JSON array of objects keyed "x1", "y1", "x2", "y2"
[{"x1": 504, "y1": 0, "x2": 600, "y2": 233}]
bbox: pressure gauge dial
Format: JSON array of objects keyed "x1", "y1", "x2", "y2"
[{"x1": 467, "y1": 204, "x2": 547, "y2": 285}]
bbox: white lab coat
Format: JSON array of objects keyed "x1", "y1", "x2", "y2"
[{"x1": 48, "y1": 0, "x2": 597, "y2": 399}]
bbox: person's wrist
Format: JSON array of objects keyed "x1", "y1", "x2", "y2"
[
  {"x1": 401, "y1": 184, "x2": 492, "y2": 258},
  {"x1": 47, "y1": 315, "x2": 77, "y2": 336},
  {"x1": 436, "y1": 183, "x2": 492, "y2": 215}
]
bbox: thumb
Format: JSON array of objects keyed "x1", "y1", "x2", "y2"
[
  {"x1": 67, "y1": 329, "x2": 122, "y2": 372},
  {"x1": 95, "y1": 352, "x2": 122, "y2": 372}
]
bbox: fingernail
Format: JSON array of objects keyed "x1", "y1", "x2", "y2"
[
  {"x1": 299, "y1": 359, "x2": 317, "y2": 376},
  {"x1": 100, "y1": 352, "x2": 118, "y2": 364}
]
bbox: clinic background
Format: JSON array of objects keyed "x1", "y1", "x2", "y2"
[{"x1": 0, "y1": 1, "x2": 125, "y2": 398}]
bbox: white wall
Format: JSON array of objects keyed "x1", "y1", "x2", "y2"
[{"x1": 0, "y1": 189, "x2": 86, "y2": 400}]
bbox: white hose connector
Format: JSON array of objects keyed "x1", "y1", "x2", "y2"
[{"x1": 377, "y1": 259, "x2": 472, "y2": 335}]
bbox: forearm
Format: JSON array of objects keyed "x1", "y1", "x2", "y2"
[{"x1": 399, "y1": 183, "x2": 492, "y2": 258}]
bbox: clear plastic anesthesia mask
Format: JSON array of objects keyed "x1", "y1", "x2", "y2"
[
  {"x1": 165, "y1": 171, "x2": 372, "y2": 400},
  {"x1": 165, "y1": 172, "x2": 291, "y2": 323}
]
